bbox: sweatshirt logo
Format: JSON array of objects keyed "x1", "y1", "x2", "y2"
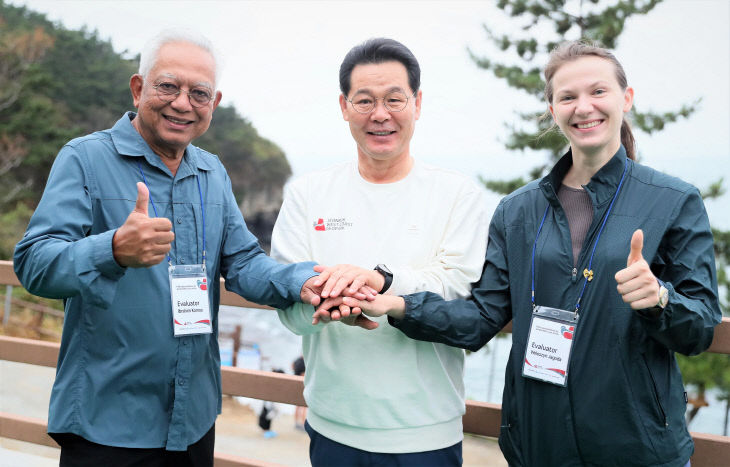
[{"x1": 313, "y1": 217, "x2": 353, "y2": 232}]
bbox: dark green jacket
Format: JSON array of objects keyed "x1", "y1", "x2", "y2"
[{"x1": 394, "y1": 147, "x2": 720, "y2": 466}]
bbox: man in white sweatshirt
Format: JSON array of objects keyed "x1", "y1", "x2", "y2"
[{"x1": 271, "y1": 38, "x2": 488, "y2": 466}]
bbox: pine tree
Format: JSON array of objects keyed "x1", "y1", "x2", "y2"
[{"x1": 469, "y1": 0, "x2": 698, "y2": 194}]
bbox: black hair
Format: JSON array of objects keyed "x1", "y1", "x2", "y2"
[{"x1": 339, "y1": 38, "x2": 421, "y2": 97}]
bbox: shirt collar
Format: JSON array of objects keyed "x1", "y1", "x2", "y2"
[
  {"x1": 110, "y1": 112, "x2": 215, "y2": 174},
  {"x1": 541, "y1": 145, "x2": 629, "y2": 206}
]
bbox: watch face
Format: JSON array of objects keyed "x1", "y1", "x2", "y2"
[{"x1": 658, "y1": 286, "x2": 669, "y2": 308}]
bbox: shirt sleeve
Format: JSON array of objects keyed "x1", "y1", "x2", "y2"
[
  {"x1": 391, "y1": 200, "x2": 512, "y2": 351},
  {"x1": 388, "y1": 182, "x2": 490, "y2": 300},
  {"x1": 270, "y1": 179, "x2": 325, "y2": 335},
  {"x1": 219, "y1": 170, "x2": 317, "y2": 310},
  {"x1": 13, "y1": 145, "x2": 126, "y2": 309},
  {"x1": 637, "y1": 187, "x2": 721, "y2": 356}
]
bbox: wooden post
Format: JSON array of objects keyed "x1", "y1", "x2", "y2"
[
  {"x1": 232, "y1": 324, "x2": 242, "y2": 367},
  {"x1": 2, "y1": 285, "x2": 11, "y2": 327}
]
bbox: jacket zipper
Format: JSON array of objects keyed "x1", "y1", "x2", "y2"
[{"x1": 642, "y1": 355, "x2": 668, "y2": 426}]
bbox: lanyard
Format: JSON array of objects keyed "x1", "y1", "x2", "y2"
[
  {"x1": 137, "y1": 161, "x2": 207, "y2": 267},
  {"x1": 530, "y1": 157, "x2": 628, "y2": 318}
]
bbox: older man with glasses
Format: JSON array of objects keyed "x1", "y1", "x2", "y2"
[
  {"x1": 271, "y1": 38, "x2": 489, "y2": 466},
  {"x1": 13, "y1": 29, "x2": 347, "y2": 467}
]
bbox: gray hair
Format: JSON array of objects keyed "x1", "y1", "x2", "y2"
[{"x1": 138, "y1": 28, "x2": 222, "y2": 87}]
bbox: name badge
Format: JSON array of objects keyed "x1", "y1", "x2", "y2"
[
  {"x1": 522, "y1": 306, "x2": 578, "y2": 387},
  {"x1": 169, "y1": 264, "x2": 212, "y2": 336}
]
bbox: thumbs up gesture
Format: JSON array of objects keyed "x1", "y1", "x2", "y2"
[
  {"x1": 112, "y1": 182, "x2": 175, "y2": 268},
  {"x1": 614, "y1": 229, "x2": 660, "y2": 310}
]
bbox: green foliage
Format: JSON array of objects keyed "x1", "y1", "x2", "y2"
[
  {"x1": 480, "y1": 176, "x2": 529, "y2": 196},
  {"x1": 0, "y1": 1, "x2": 136, "y2": 214},
  {"x1": 491, "y1": 0, "x2": 661, "y2": 49},
  {"x1": 701, "y1": 178, "x2": 726, "y2": 201},
  {"x1": 712, "y1": 226, "x2": 730, "y2": 261},
  {"x1": 632, "y1": 100, "x2": 701, "y2": 135},
  {"x1": 195, "y1": 105, "x2": 291, "y2": 205},
  {"x1": 469, "y1": 0, "x2": 697, "y2": 188},
  {"x1": 677, "y1": 351, "x2": 730, "y2": 430},
  {"x1": 0, "y1": 1, "x2": 291, "y2": 258},
  {"x1": 40, "y1": 27, "x2": 137, "y2": 133},
  {"x1": 679, "y1": 353, "x2": 730, "y2": 391},
  {"x1": 0, "y1": 203, "x2": 33, "y2": 259}
]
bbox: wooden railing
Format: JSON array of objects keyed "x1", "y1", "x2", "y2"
[{"x1": 1, "y1": 260, "x2": 728, "y2": 466}]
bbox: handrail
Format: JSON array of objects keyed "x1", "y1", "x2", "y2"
[
  {"x1": 1, "y1": 258, "x2": 729, "y2": 466},
  {"x1": 1, "y1": 335, "x2": 729, "y2": 465},
  {"x1": 2, "y1": 260, "x2": 728, "y2": 353},
  {"x1": 0, "y1": 411, "x2": 279, "y2": 467}
]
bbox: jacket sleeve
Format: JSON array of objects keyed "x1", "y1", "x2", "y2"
[
  {"x1": 220, "y1": 171, "x2": 317, "y2": 310},
  {"x1": 391, "y1": 200, "x2": 513, "y2": 352},
  {"x1": 270, "y1": 180, "x2": 324, "y2": 335},
  {"x1": 638, "y1": 187, "x2": 721, "y2": 355},
  {"x1": 13, "y1": 146, "x2": 126, "y2": 309},
  {"x1": 388, "y1": 182, "x2": 489, "y2": 300}
]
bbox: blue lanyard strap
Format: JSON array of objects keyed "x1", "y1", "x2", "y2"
[
  {"x1": 196, "y1": 175, "x2": 207, "y2": 266},
  {"x1": 137, "y1": 161, "x2": 207, "y2": 267},
  {"x1": 530, "y1": 157, "x2": 629, "y2": 317},
  {"x1": 531, "y1": 205, "x2": 550, "y2": 309}
]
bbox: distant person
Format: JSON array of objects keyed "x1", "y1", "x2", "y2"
[
  {"x1": 12, "y1": 29, "x2": 342, "y2": 467},
  {"x1": 343, "y1": 40, "x2": 721, "y2": 466},
  {"x1": 292, "y1": 355, "x2": 307, "y2": 430},
  {"x1": 271, "y1": 38, "x2": 488, "y2": 466},
  {"x1": 258, "y1": 369, "x2": 285, "y2": 439}
]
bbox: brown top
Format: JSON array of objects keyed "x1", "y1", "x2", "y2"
[{"x1": 557, "y1": 184, "x2": 593, "y2": 267}]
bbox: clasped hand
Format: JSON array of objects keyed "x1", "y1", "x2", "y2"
[
  {"x1": 307, "y1": 229, "x2": 662, "y2": 332},
  {"x1": 299, "y1": 264, "x2": 392, "y2": 330}
]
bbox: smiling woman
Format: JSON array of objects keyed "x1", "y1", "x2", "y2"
[{"x1": 545, "y1": 43, "x2": 635, "y2": 188}]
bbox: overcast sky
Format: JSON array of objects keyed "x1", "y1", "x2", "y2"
[{"x1": 10, "y1": 0, "x2": 730, "y2": 228}]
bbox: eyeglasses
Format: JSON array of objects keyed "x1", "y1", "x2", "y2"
[
  {"x1": 152, "y1": 82, "x2": 214, "y2": 107},
  {"x1": 345, "y1": 91, "x2": 415, "y2": 114}
]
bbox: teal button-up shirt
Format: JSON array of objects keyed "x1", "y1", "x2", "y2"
[{"x1": 14, "y1": 113, "x2": 316, "y2": 450}]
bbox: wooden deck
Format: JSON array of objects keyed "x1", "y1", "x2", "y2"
[{"x1": 1, "y1": 260, "x2": 728, "y2": 466}]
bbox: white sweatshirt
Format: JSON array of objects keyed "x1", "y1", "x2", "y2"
[{"x1": 271, "y1": 160, "x2": 489, "y2": 453}]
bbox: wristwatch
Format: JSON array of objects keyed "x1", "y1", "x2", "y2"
[{"x1": 374, "y1": 264, "x2": 393, "y2": 293}]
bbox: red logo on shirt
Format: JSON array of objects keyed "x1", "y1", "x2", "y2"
[{"x1": 314, "y1": 218, "x2": 326, "y2": 231}]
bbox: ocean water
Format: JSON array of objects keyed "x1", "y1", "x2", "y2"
[{"x1": 220, "y1": 306, "x2": 729, "y2": 436}]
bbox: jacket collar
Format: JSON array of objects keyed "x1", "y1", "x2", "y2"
[
  {"x1": 111, "y1": 112, "x2": 215, "y2": 177},
  {"x1": 540, "y1": 145, "x2": 629, "y2": 207}
]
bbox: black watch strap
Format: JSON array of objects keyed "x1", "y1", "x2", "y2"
[{"x1": 374, "y1": 264, "x2": 393, "y2": 293}]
